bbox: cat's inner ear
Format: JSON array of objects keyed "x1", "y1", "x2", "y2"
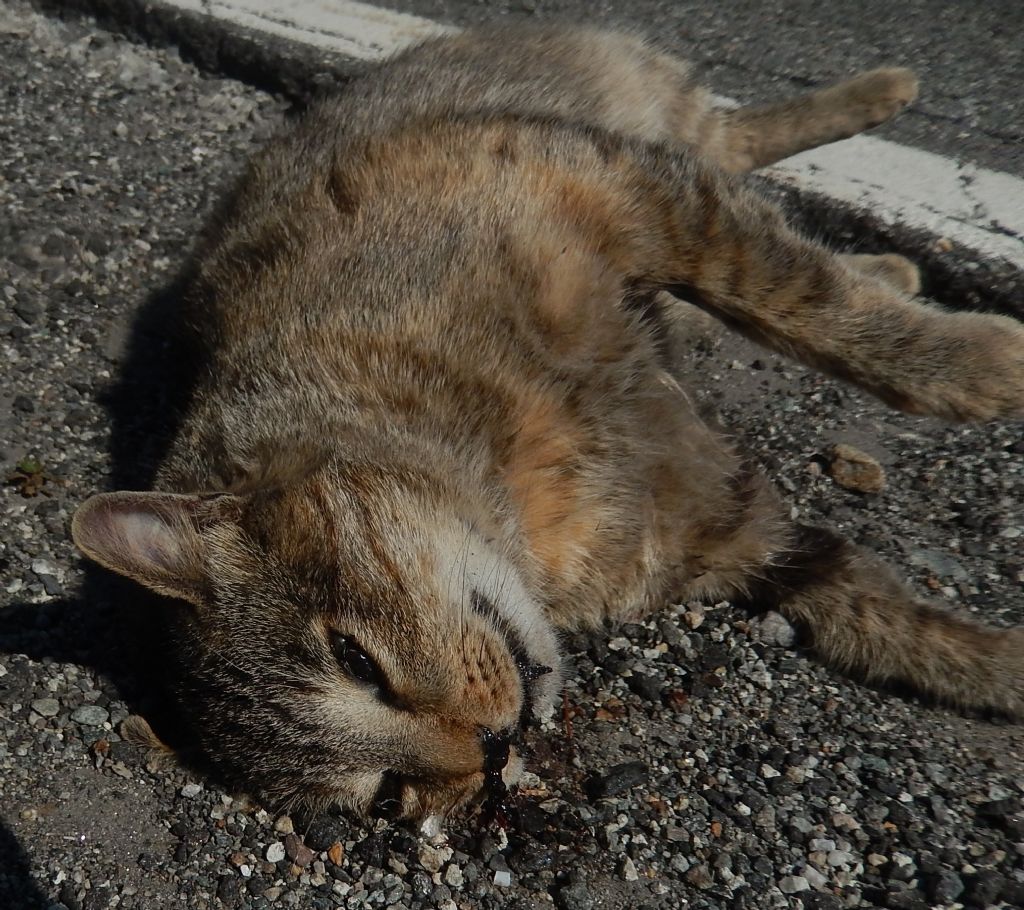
[{"x1": 71, "y1": 491, "x2": 234, "y2": 604}]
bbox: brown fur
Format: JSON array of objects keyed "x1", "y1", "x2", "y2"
[{"x1": 71, "y1": 25, "x2": 1024, "y2": 825}]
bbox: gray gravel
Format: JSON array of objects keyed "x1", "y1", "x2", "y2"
[{"x1": 2, "y1": 3, "x2": 1024, "y2": 910}]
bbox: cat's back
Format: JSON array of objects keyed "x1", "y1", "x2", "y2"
[{"x1": 194, "y1": 23, "x2": 707, "y2": 304}]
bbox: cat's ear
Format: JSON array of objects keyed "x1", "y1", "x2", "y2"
[{"x1": 71, "y1": 491, "x2": 238, "y2": 605}]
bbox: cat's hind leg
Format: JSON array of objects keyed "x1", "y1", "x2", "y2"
[
  {"x1": 702, "y1": 68, "x2": 918, "y2": 173},
  {"x1": 838, "y1": 253, "x2": 921, "y2": 296}
]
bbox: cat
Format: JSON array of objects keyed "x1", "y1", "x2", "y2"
[{"x1": 70, "y1": 24, "x2": 1024, "y2": 833}]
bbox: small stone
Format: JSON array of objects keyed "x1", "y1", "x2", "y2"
[
  {"x1": 265, "y1": 842, "x2": 286, "y2": 864},
  {"x1": 828, "y1": 444, "x2": 886, "y2": 493},
  {"x1": 827, "y1": 850, "x2": 853, "y2": 867},
  {"x1": 751, "y1": 611, "x2": 796, "y2": 648},
  {"x1": 907, "y1": 548, "x2": 968, "y2": 581},
  {"x1": 327, "y1": 842, "x2": 344, "y2": 866},
  {"x1": 925, "y1": 870, "x2": 964, "y2": 904},
  {"x1": 302, "y1": 811, "x2": 346, "y2": 851},
  {"x1": 71, "y1": 705, "x2": 109, "y2": 727},
  {"x1": 38, "y1": 575, "x2": 63, "y2": 596},
  {"x1": 964, "y1": 871, "x2": 1005, "y2": 907},
  {"x1": 493, "y1": 869, "x2": 512, "y2": 887},
  {"x1": 620, "y1": 856, "x2": 639, "y2": 881},
  {"x1": 685, "y1": 864, "x2": 714, "y2": 890},
  {"x1": 283, "y1": 832, "x2": 315, "y2": 867},
  {"x1": 627, "y1": 672, "x2": 662, "y2": 700},
  {"x1": 418, "y1": 842, "x2": 453, "y2": 874},
  {"x1": 180, "y1": 782, "x2": 203, "y2": 799},
  {"x1": 802, "y1": 865, "x2": 828, "y2": 890},
  {"x1": 13, "y1": 300, "x2": 44, "y2": 324},
  {"x1": 779, "y1": 875, "x2": 810, "y2": 894},
  {"x1": 585, "y1": 760, "x2": 648, "y2": 798},
  {"x1": 216, "y1": 876, "x2": 240, "y2": 904},
  {"x1": 443, "y1": 864, "x2": 464, "y2": 889},
  {"x1": 557, "y1": 882, "x2": 594, "y2": 910},
  {"x1": 273, "y1": 815, "x2": 294, "y2": 835},
  {"x1": 683, "y1": 610, "x2": 704, "y2": 630},
  {"x1": 31, "y1": 697, "x2": 60, "y2": 718},
  {"x1": 31, "y1": 558, "x2": 59, "y2": 578},
  {"x1": 799, "y1": 895, "x2": 842, "y2": 910}
]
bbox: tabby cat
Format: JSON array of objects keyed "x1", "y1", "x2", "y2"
[{"x1": 71, "y1": 25, "x2": 1024, "y2": 831}]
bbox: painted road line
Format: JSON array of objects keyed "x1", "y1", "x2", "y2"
[
  {"x1": 766, "y1": 136, "x2": 1024, "y2": 269},
  {"x1": 160, "y1": 0, "x2": 450, "y2": 61},
  {"x1": 160, "y1": 0, "x2": 1024, "y2": 269}
]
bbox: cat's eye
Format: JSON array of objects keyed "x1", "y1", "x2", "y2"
[{"x1": 330, "y1": 633, "x2": 385, "y2": 688}]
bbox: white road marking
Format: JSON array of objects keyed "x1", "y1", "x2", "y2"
[
  {"x1": 162, "y1": 0, "x2": 1024, "y2": 269},
  {"x1": 766, "y1": 137, "x2": 1024, "y2": 268},
  {"x1": 163, "y1": 0, "x2": 450, "y2": 60}
]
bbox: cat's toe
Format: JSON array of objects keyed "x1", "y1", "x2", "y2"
[{"x1": 841, "y1": 67, "x2": 920, "y2": 127}]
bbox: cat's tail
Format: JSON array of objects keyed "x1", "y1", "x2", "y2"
[{"x1": 757, "y1": 524, "x2": 1024, "y2": 717}]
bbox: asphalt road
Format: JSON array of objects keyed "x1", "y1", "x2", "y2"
[
  {"x1": 2, "y1": 2, "x2": 1024, "y2": 910},
  {"x1": 384, "y1": 0, "x2": 1024, "y2": 177}
]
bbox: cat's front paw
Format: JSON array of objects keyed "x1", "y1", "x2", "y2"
[{"x1": 834, "y1": 67, "x2": 919, "y2": 129}]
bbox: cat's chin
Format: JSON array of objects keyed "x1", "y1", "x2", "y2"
[{"x1": 414, "y1": 748, "x2": 525, "y2": 837}]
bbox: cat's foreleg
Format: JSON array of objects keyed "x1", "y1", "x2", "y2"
[
  {"x1": 583, "y1": 138, "x2": 1024, "y2": 422},
  {"x1": 703, "y1": 68, "x2": 918, "y2": 173}
]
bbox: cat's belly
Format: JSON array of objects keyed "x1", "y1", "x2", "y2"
[{"x1": 498, "y1": 365, "x2": 756, "y2": 628}]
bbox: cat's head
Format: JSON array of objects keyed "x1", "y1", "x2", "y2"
[{"x1": 71, "y1": 464, "x2": 561, "y2": 829}]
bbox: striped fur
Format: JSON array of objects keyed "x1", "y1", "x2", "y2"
[{"x1": 72, "y1": 25, "x2": 1024, "y2": 823}]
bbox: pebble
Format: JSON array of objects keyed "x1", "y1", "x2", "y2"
[
  {"x1": 31, "y1": 558, "x2": 60, "y2": 578},
  {"x1": 493, "y1": 869, "x2": 511, "y2": 887},
  {"x1": 284, "y1": 832, "x2": 315, "y2": 867},
  {"x1": 779, "y1": 875, "x2": 810, "y2": 894},
  {"x1": 561, "y1": 881, "x2": 599, "y2": 910},
  {"x1": 828, "y1": 443, "x2": 886, "y2": 493},
  {"x1": 926, "y1": 870, "x2": 965, "y2": 904},
  {"x1": 685, "y1": 864, "x2": 714, "y2": 889},
  {"x1": 586, "y1": 760, "x2": 648, "y2": 798},
  {"x1": 31, "y1": 697, "x2": 60, "y2": 717},
  {"x1": 443, "y1": 863, "x2": 464, "y2": 889},
  {"x1": 71, "y1": 705, "x2": 109, "y2": 726},
  {"x1": 418, "y1": 842, "x2": 453, "y2": 874},
  {"x1": 826, "y1": 849, "x2": 853, "y2": 867},
  {"x1": 802, "y1": 865, "x2": 828, "y2": 890},
  {"x1": 752, "y1": 610, "x2": 796, "y2": 647},
  {"x1": 908, "y1": 548, "x2": 968, "y2": 580},
  {"x1": 265, "y1": 842, "x2": 286, "y2": 864}
]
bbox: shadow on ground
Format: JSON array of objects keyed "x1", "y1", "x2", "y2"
[
  {"x1": 1, "y1": 262, "x2": 210, "y2": 752},
  {"x1": 0, "y1": 819, "x2": 49, "y2": 910}
]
